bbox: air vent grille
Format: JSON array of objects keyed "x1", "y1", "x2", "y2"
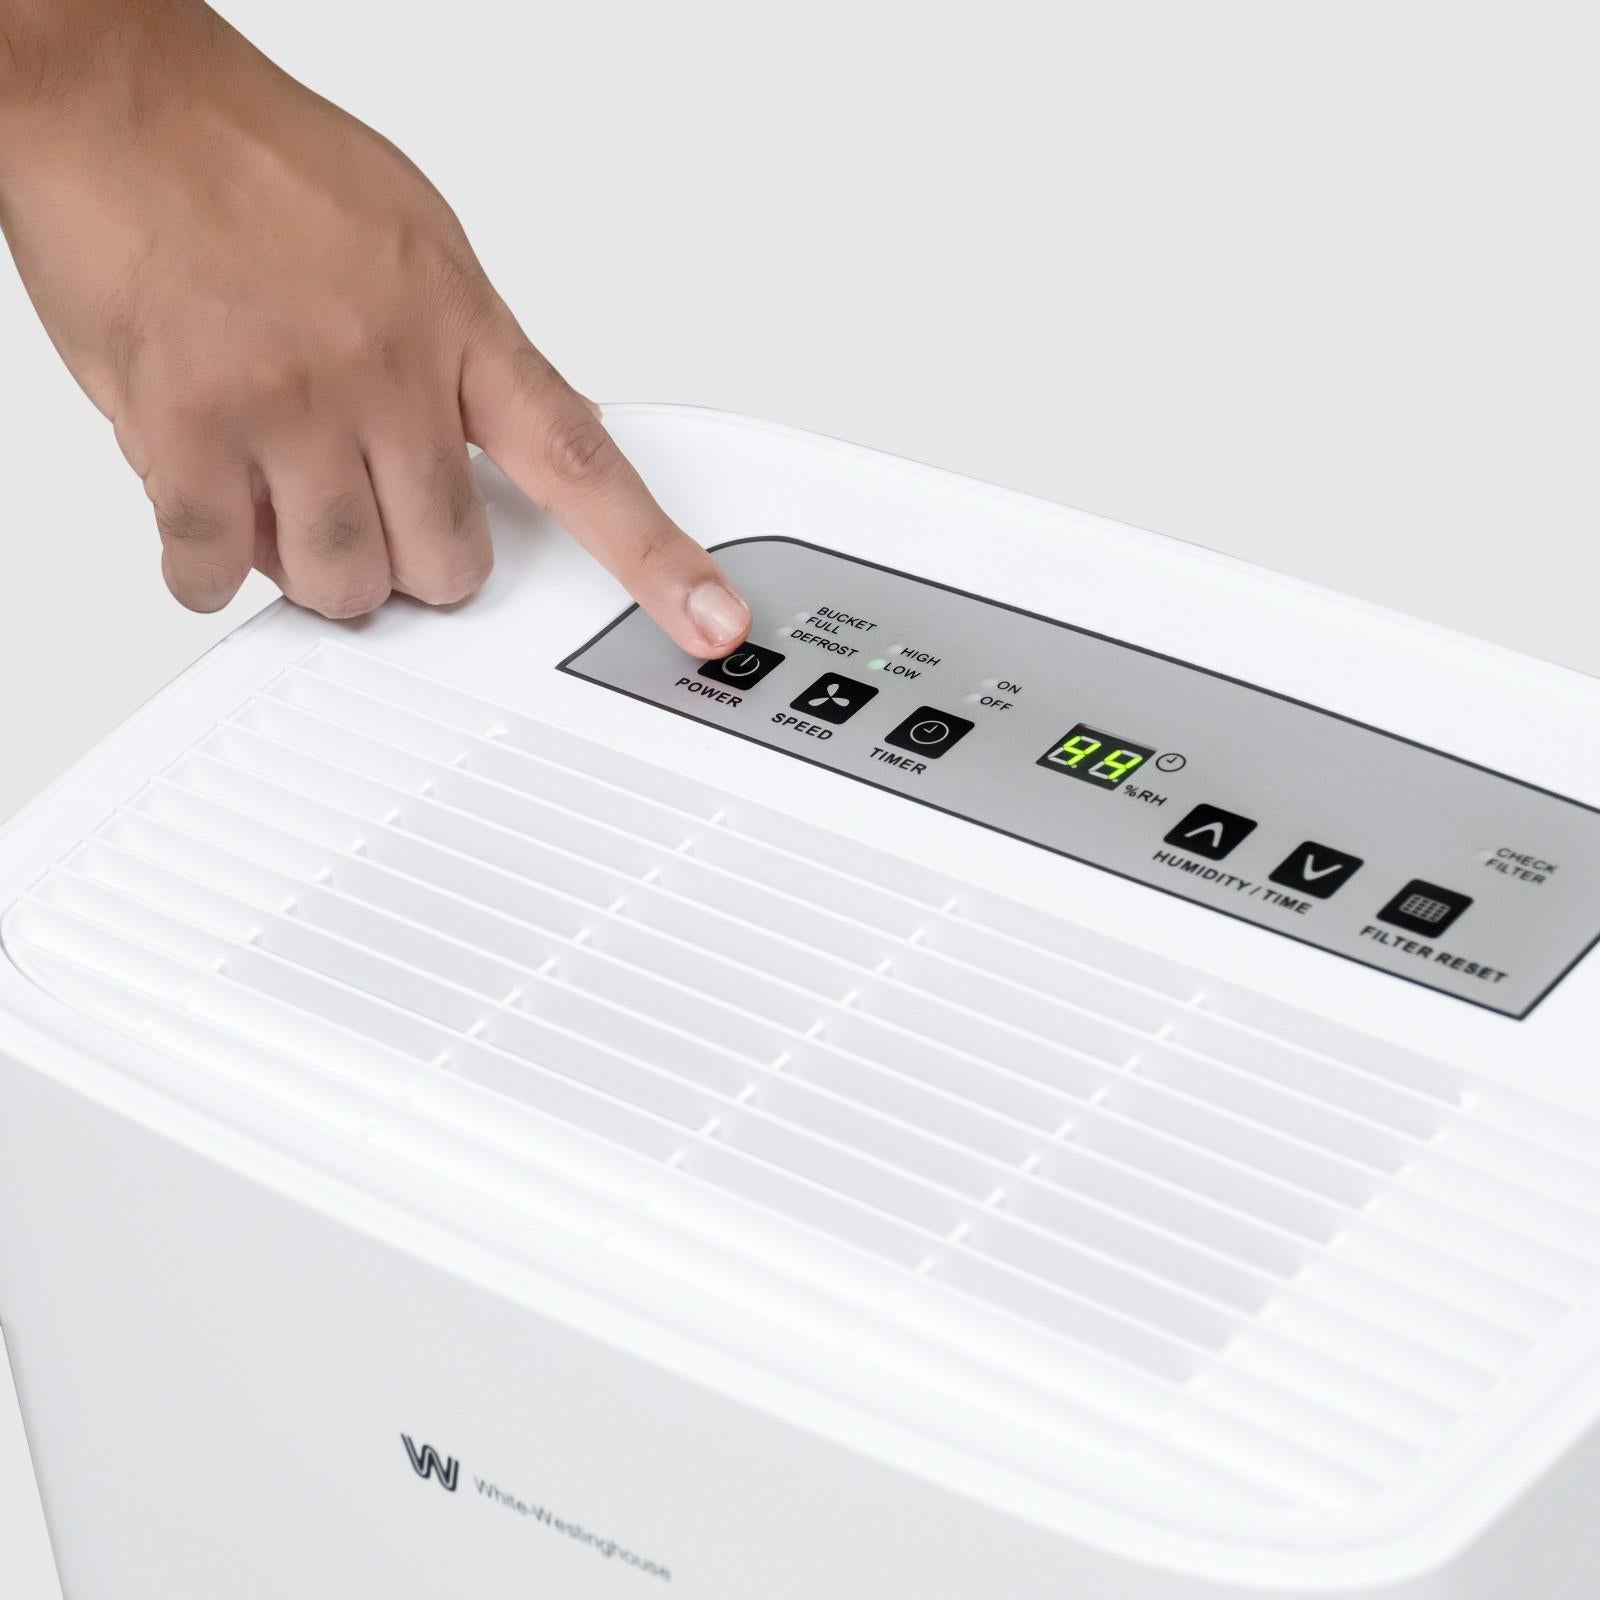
[{"x1": 6, "y1": 641, "x2": 1598, "y2": 1526}]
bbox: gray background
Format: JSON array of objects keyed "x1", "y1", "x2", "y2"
[{"x1": 1, "y1": 3, "x2": 1595, "y2": 1592}]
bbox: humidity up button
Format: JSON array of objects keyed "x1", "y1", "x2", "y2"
[
  {"x1": 698, "y1": 644, "x2": 785, "y2": 689},
  {"x1": 882, "y1": 707, "x2": 974, "y2": 759},
  {"x1": 1164, "y1": 804, "x2": 1258, "y2": 862}
]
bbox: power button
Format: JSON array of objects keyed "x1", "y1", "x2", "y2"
[{"x1": 698, "y1": 644, "x2": 785, "y2": 689}]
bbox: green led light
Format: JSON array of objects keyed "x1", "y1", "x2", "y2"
[{"x1": 866, "y1": 657, "x2": 888, "y2": 671}]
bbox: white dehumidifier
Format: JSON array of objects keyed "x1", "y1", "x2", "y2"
[{"x1": 1, "y1": 407, "x2": 1597, "y2": 1598}]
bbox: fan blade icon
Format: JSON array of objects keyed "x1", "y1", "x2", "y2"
[{"x1": 808, "y1": 682, "x2": 849, "y2": 709}]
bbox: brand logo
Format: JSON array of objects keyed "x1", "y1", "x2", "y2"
[{"x1": 402, "y1": 1434, "x2": 460, "y2": 1493}]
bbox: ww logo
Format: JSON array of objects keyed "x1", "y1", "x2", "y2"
[{"x1": 402, "y1": 1434, "x2": 460, "y2": 1493}]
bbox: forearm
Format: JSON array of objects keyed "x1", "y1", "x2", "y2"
[
  {"x1": 3, "y1": 0, "x2": 168, "y2": 102},
  {"x1": 0, "y1": 0, "x2": 231, "y2": 179}
]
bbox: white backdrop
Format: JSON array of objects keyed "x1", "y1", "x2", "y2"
[{"x1": 1, "y1": 3, "x2": 1596, "y2": 1593}]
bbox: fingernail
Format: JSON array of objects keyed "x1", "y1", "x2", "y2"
[
  {"x1": 686, "y1": 579, "x2": 751, "y2": 650},
  {"x1": 579, "y1": 394, "x2": 604, "y2": 421}
]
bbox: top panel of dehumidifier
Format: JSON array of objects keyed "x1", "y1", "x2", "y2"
[{"x1": 564, "y1": 537, "x2": 1600, "y2": 1019}]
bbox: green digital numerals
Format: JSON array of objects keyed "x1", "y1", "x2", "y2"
[{"x1": 1036, "y1": 724, "x2": 1157, "y2": 789}]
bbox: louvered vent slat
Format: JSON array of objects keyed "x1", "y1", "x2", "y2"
[{"x1": 6, "y1": 639, "x2": 1599, "y2": 1527}]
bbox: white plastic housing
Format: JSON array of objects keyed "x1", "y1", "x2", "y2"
[{"x1": 1, "y1": 407, "x2": 1597, "y2": 1599}]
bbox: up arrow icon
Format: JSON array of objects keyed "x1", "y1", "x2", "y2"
[{"x1": 1164, "y1": 805, "x2": 1258, "y2": 862}]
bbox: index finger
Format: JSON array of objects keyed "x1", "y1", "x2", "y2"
[{"x1": 460, "y1": 328, "x2": 750, "y2": 657}]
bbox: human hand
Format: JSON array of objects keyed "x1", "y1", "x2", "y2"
[{"x1": 0, "y1": 0, "x2": 751, "y2": 654}]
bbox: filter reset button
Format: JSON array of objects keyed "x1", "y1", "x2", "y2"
[{"x1": 1376, "y1": 881, "x2": 1474, "y2": 937}]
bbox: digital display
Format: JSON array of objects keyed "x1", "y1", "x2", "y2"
[{"x1": 1036, "y1": 724, "x2": 1155, "y2": 789}]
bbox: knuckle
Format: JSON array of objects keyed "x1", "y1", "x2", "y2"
[
  {"x1": 544, "y1": 414, "x2": 620, "y2": 490},
  {"x1": 162, "y1": 384, "x2": 229, "y2": 435},
  {"x1": 242, "y1": 357, "x2": 316, "y2": 417},
  {"x1": 306, "y1": 491, "x2": 373, "y2": 560},
  {"x1": 154, "y1": 490, "x2": 226, "y2": 547},
  {"x1": 625, "y1": 520, "x2": 682, "y2": 575},
  {"x1": 306, "y1": 579, "x2": 392, "y2": 620},
  {"x1": 403, "y1": 550, "x2": 493, "y2": 607},
  {"x1": 348, "y1": 320, "x2": 405, "y2": 378}
]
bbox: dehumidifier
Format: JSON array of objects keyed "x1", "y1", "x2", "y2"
[{"x1": 1, "y1": 407, "x2": 1597, "y2": 1598}]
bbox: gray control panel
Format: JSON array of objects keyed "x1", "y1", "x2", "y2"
[{"x1": 561, "y1": 538, "x2": 1600, "y2": 1017}]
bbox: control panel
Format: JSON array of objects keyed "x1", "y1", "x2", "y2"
[{"x1": 561, "y1": 538, "x2": 1600, "y2": 1018}]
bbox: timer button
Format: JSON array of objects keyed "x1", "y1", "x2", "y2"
[
  {"x1": 1164, "y1": 804, "x2": 1258, "y2": 862},
  {"x1": 883, "y1": 707, "x2": 974, "y2": 758},
  {"x1": 698, "y1": 644, "x2": 785, "y2": 689}
]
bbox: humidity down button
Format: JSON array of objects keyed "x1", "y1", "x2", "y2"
[{"x1": 1269, "y1": 842, "x2": 1365, "y2": 900}]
